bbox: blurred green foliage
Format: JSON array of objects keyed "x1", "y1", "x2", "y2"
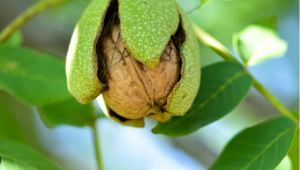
[
  {"x1": 0, "y1": 137, "x2": 61, "y2": 170},
  {"x1": 289, "y1": 132, "x2": 299, "y2": 170},
  {"x1": 38, "y1": 97, "x2": 94, "y2": 128},
  {"x1": 5, "y1": 31, "x2": 23, "y2": 46},
  {"x1": 44, "y1": 0, "x2": 91, "y2": 34},
  {"x1": 0, "y1": 91, "x2": 29, "y2": 143},
  {"x1": 0, "y1": 44, "x2": 70, "y2": 106}
]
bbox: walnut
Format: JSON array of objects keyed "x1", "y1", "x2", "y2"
[
  {"x1": 98, "y1": 21, "x2": 180, "y2": 119},
  {"x1": 66, "y1": 0, "x2": 201, "y2": 127}
]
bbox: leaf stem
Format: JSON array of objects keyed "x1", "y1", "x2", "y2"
[
  {"x1": 92, "y1": 120, "x2": 105, "y2": 170},
  {"x1": 252, "y1": 79, "x2": 298, "y2": 123},
  {"x1": 193, "y1": 25, "x2": 239, "y2": 62},
  {"x1": 0, "y1": 0, "x2": 66, "y2": 43},
  {"x1": 193, "y1": 24, "x2": 298, "y2": 125}
]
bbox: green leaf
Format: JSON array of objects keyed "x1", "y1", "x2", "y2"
[
  {"x1": 0, "y1": 91, "x2": 27, "y2": 143},
  {"x1": 209, "y1": 117, "x2": 296, "y2": 170},
  {"x1": 233, "y1": 25, "x2": 287, "y2": 67},
  {"x1": 254, "y1": 16, "x2": 278, "y2": 31},
  {"x1": 5, "y1": 31, "x2": 23, "y2": 46},
  {"x1": 152, "y1": 61, "x2": 252, "y2": 136},
  {"x1": 291, "y1": 110, "x2": 299, "y2": 121},
  {"x1": 38, "y1": 97, "x2": 95, "y2": 128},
  {"x1": 288, "y1": 132, "x2": 299, "y2": 170},
  {"x1": 0, "y1": 137, "x2": 61, "y2": 170},
  {"x1": 0, "y1": 44, "x2": 71, "y2": 106},
  {"x1": 0, "y1": 90, "x2": 48, "y2": 156}
]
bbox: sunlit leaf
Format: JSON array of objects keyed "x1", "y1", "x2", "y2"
[
  {"x1": 152, "y1": 62, "x2": 252, "y2": 136},
  {"x1": 38, "y1": 97, "x2": 95, "y2": 128},
  {"x1": 5, "y1": 31, "x2": 23, "y2": 46},
  {"x1": 209, "y1": 117, "x2": 296, "y2": 170},
  {"x1": 274, "y1": 156, "x2": 292, "y2": 170},
  {"x1": 288, "y1": 132, "x2": 299, "y2": 170},
  {"x1": 0, "y1": 44, "x2": 71, "y2": 106},
  {"x1": 233, "y1": 25, "x2": 287, "y2": 66},
  {"x1": 0, "y1": 137, "x2": 61, "y2": 170}
]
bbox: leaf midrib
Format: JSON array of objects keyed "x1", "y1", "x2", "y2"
[{"x1": 240, "y1": 127, "x2": 294, "y2": 170}]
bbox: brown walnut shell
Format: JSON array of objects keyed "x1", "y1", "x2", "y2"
[{"x1": 98, "y1": 20, "x2": 180, "y2": 120}]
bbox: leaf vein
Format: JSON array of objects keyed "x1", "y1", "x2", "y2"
[{"x1": 241, "y1": 127, "x2": 294, "y2": 170}]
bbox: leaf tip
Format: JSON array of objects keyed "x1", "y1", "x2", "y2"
[{"x1": 151, "y1": 127, "x2": 160, "y2": 134}]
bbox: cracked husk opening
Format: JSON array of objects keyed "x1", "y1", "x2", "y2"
[{"x1": 97, "y1": 17, "x2": 181, "y2": 120}]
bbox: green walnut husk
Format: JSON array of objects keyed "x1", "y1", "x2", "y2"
[{"x1": 66, "y1": 0, "x2": 201, "y2": 127}]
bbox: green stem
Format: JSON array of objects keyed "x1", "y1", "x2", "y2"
[
  {"x1": 252, "y1": 79, "x2": 297, "y2": 123},
  {"x1": 92, "y1": 120, "x2": 105, "y2": 170},
  {"x1": 0, "y1": 0, "x2": 66, "y2": 43},
  {"x1": 193, "y1": 25, "x2": 239, "y2": 62},
  {"x1": 193, "y1": 24, "x2": 298, "y2": 125}
]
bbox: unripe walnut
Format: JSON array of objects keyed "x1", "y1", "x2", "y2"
[
  {"x1": 66, "y1": 0, "x2": 201, "y2": 127},
  {"x1": 99, "y1": 20, "x2": 180, "y2": 119}
]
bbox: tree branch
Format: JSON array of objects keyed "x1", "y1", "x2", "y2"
[{"x1": 0, "y1": 0, "x2": 66, "y2": 42}]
